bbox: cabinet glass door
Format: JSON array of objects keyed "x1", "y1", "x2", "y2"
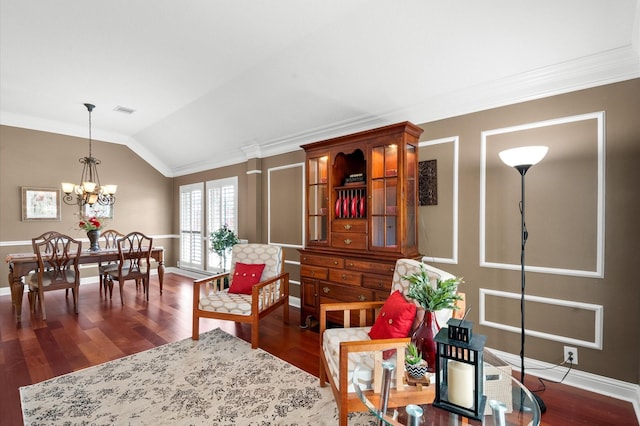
[
  {"x1": 307, "y1": 155, "x2": 328, "y2": 243},
  {"x1": 371, "y1": 144, "x2": 399, "y2": 249}
]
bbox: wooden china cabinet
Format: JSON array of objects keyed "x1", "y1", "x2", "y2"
[{"x1": 299, "y1": 121, "x2": 423, "y2": 326}]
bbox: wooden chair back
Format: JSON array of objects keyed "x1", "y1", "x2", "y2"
[
  {"x1": 98, "y1": 229, "x2": 124, "y2": 297},
  {"x1": 29, "y1": 233, "x2": 82, "y2": 319},
  {"x1": 101, "y1": 229, "x2": 124, "y2": 250},
  {"x1": 108, "y1": 232, "x2": 153, "y2": 304},
  {"x1": 32, "y1": 233, "x2": 82, "y2": 288},
  {"x1": 116, "y1": 232, "x2": 153, "y2": 281}
]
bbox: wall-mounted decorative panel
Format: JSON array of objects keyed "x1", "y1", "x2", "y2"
[
  {"x1": 480, "y1": 112, "x2": 605, "y2": 278},
  {"x1": 419, "y1": 137, "x2": 458, "y2": 264},
  {"x1": 268, "y1": 163, "x2": 304, "y2": 247},
  {"x1": 479, "y1": 288, "x2": 603, "y2": 349}
]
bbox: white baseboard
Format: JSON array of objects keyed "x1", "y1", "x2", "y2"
[{"x1": 487, "y1": 347, "x2": 640, "y2": 423}]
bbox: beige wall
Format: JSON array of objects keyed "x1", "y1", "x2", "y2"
[
  {"x1": 417, "y1": 79, "x2": 640, "y2": 384},
  {"x1": 0, "y1": 125, "x2": 175, "y2": 282},
  {"x1": 1, "y1": 79, "x2": 638, "y2": 385},
  {"x1": 172, "y1": 149, "x2": 305, "y2": 298}
]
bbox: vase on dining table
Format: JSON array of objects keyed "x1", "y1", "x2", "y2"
[
  {"x1": 411, "y1": 310, "x2": 440, "y2": 373},
  {"x1": 87, "y1": 230, "x2": 101, "y2": 251}
]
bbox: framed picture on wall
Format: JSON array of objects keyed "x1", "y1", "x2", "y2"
[
  {"x1": 83, "y1": 203, "x2": 113, "y2": 219},
  {"x1": 21, "y1": 187, "x2": 61, "y2": 221}
]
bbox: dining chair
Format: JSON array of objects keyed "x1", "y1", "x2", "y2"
[
  {"x1": 98, "y1": 229, "x2": 124, "y2": 298},
  {"x1": 106, "y1": 231, "x2": 153, "y2": 304},
  {"x1": 27, "y1": 233, "x2": 82, "y2": 320}
]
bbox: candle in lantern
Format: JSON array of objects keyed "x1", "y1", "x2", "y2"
[{"x1": 448, "y1": 360, "x2": 474, "y2": 408}]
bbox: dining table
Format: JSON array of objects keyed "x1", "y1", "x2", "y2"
[{"x1": 5, "y1": 247, "x2": 165, "y2": 322}]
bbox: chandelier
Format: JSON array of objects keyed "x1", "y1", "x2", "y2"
[{"x1": 62, "y1": 103, "x2": 117, "y2": 206}]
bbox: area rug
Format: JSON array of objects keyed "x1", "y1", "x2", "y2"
[{"x1": 20, "y1": 328, "x2": 376, "y2": 425}]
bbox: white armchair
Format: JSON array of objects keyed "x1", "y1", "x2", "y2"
[
  {"x1": 192, "y1": 243, "x2": 289, "y2": 349},
  {"x1": 318, "y1": 258, "x2": 460, "y2": 425}
]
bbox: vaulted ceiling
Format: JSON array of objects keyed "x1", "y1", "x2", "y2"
[{"x1": 1, "y1": 1, "x2": 639, "y2": 177}]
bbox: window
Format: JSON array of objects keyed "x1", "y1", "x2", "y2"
[
  {"x1": 179, "y1": 183, "x2": 203, "y2": 270},
  {"x1": 179, "y1": 178, "x2": 239, "y2": 272},
  {"x1": 206, "y1": 177, "x2": 238, "y2": 271}
]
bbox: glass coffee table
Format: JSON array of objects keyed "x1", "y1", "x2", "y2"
[{"x1": 353, "y1": 355, "x2": 541, "y2": 426}]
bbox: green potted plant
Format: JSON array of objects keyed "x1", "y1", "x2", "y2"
[
  {"x1": 403, "y1": 263, "x2": 464, "y2": 372},
  {"x1": 209, "y1": 224, "x2": 239, "y2": 271},
  {"x1": 405, "y1": 342, "x2": 429, "y2": 379}
]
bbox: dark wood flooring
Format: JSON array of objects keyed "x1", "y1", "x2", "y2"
[{"x1": 0, "y1": 273, "x2": 636, "y2": 425}]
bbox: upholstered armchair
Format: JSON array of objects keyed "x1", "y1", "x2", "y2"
[
  {"x1": 319, "y1": 258, "x2": 459, "y2": 425},
  {"x1": 192, "y1": 243, "x2": 289, "y2": 349}
]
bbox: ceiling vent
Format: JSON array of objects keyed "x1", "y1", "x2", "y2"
[{"x1": 114, "y1": 105, "x2": 136, "y2": 114}]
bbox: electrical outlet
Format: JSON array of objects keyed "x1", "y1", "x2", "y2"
[{"x1": 564, "y1": 346, "x2": 578, "y2": 365}]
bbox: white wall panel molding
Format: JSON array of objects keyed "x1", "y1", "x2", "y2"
[
  {"x1": 480, "y1": 111, "x2": 606, "y2": 278},
  {"x1": 419, "y1": 136, "x2": 459, "y2": 264},
  {"x1": 479, "y1": 288, "x2": 604, "y2": 349},
  {"x1": 267, "y1": 162, "x2": 304, "y2": 247}
]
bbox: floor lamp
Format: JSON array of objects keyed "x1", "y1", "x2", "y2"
[{"x1": 499, "y1": 145, "x2": 549, "y2": 414}]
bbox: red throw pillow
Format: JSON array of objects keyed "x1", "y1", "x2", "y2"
[
  {"x1": 228, "y1": 263, "x2": 266, "y2": 295},
  {"x1": 368, "y1": 290, "x2": 417, "y2": 340}
]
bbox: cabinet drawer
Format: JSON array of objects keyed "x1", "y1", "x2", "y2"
[
  {"x1": 319, "y1": 283, "x2": 373, "y2": 303},
  {"x1": 332, "y1": 232, "x2": 367, "y2": 250},
  {"x1": 328, "y1": 269, "x2": 362, "y2": 286},
  {"x1": 345, "y1": 259, "x2": 396, "y2": 275},
  {"x1": 373, "y1": 289, "x2": 391, "y2": 302},
  {"x1": 362, "y1": 273, "x2": 392, "y2": 291},
  {"x1": 300, "y1": 265, "x2": 328, "y2": 280},
  {"x1": 300, "y1": 253, "x2": 345, "y2": 269},
  {"x1": 332, "y1": 219, "x2": 367, "y2": 233}
]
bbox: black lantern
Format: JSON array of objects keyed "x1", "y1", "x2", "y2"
[{"x1": 433, "y1": 318, "x2": 487, "y2": 420}]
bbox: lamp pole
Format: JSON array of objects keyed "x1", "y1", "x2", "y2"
[
  {"x1": 499, "y1": 146, "x2": 549, "y2": 415},
  {"x1": 516, "y1": 164, "x2": 529, "y2": 387}
]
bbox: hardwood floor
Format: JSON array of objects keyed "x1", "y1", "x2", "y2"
[{"x1": 0, "y1": 273, "x2": 636, "y2": 425}]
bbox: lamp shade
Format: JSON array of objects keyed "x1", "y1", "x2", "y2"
[{"x1": 499, "y1": 146, "x2": 548, "y2": 168}]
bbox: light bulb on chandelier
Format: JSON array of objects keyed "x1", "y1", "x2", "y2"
[{"x1": 62, "y1": 103, "x2": 117, "y2": 206}]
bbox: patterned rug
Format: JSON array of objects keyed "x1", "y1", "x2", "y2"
[{"x1": 20, "y1": 328, "x2": 376, "y2": 425}]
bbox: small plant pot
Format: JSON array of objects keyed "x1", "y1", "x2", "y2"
[{"x1": 405, "y1": 362, "x2": 429, "y2": 379}]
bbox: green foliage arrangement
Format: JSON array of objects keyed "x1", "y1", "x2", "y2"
[
  {"x1": 210, "y1": 224, "x2": 239, "y2": 269},
  {"x1": 403, "y1": 263, "x2": 464, "y2": 312},
  {"x1": 405, "y1": 342, "x2": 424, "y2": 366}
]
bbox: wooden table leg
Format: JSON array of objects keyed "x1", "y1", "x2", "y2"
[
  {"x1": 158, "y1": 260, "x2": 164, "y2": 294},
  {"x1": 8, "y1": 268, "x2": 24, "y2": 322}
]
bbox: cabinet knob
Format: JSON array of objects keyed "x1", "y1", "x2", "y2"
[
  {"x1": 348, "y1": 263, "x2": 354, "y2": 267},
  {"x1": 343, "y1": 224, "x2": 352, "y2": 230},
  {"x1": 311, "y1": 271, "x2": 315, "y2": 276},
  {"x1": 358, "y1": 295, "x2": 367, "y2": 301},
  {"x1": 344, "y1": 238, "x2": 352, "y2": 245},
  {"x1": 303, "y1": 256, "x2": 307, "y2": 261},
  {"x1": 334, "y1": 261, "x2": 338, "y2": 265},
  {"x1": 322, "y1": 287, "x2": 330, "y2": 294},
  {"x1": 341, "y1": 274, "x2": 347, "y2": 280}
]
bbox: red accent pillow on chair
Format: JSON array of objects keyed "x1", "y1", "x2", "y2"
[
  {"x1": 368, "y1": 290, "x2": 417, "y2": 339},
  {"x1": 228, "y1": 263, "x2": 266, "y2": 295}
]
